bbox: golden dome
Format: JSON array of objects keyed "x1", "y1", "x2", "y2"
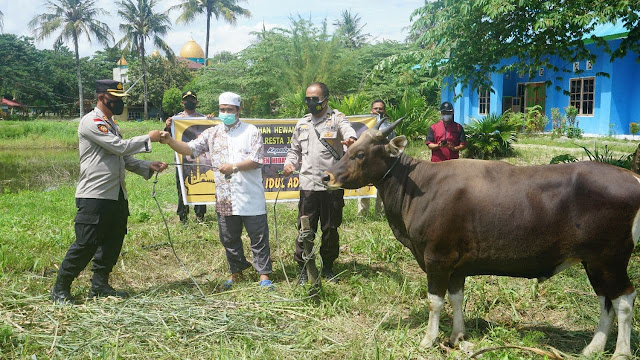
[
  {"x1": 150, "y1": 49, "x2": 161, "y2": 57},
  {"x1": 116, "y1": 55, "x2": 128, "y2": 66},
  {"x1": 179, "y1": 39, "x2": 205, "y2": 59}
]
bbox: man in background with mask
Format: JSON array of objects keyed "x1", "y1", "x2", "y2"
[
  {"x1": 163, "y1": 91, "x2": 207, "y2": 223},
  {"x1": 50, "y1": 80, "x2": 167, "y2": 304},
  {"x1": 159, "y1": 92, "x2": 273, "y2": 289},
  {"x1": 283, "y1": 82, "x2": 357, "y2": 283},
  {"x1": 425, "y1": 101, "x2": 467, "y2": 162},
  {"x1": 357, "y1": 99, "x2": 392, "y2": 217}
]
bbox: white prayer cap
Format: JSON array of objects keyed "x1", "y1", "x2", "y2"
[{"x1": 219, "y1": 92, "x2": 241, "y2": 107}]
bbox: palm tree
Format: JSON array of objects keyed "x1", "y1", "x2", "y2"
[
  {"x1": 169, "y1": 0, "x2": 250, "y2": 61},
  {"x1": 333, "y1": 10, "x2": 370, "y2": 49},
  {"x1": 0, "y1": 10, "x2": 4, "y2": 32},
  {"x1": 117, "y1": 0, "x2": 174, "y2": 119},
  {"x1": 29, "y1": 0, "x2": 114, "y2": 117}
]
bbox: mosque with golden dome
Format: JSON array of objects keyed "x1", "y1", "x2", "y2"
[{"x1": 179, "y1": 38, "x2": 206, "y2": 70}]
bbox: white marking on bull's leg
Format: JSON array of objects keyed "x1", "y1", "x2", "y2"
[
  {"x1": 448, "y1": 289, "x2": 465, "y2": 346},
  {"x1": 612, "y1": 291, "x2": 636, "y2": 358},
  {"x1": 420, "y1": 293, "x2": 444, "y2": 348},
  {"x1": 582, "y1": 296, "x2": 615, "y2": 356},
  {"x1": 631, "y1": 208, "x2": 640, "y2": 247}
]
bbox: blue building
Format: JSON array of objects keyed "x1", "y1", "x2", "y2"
[{"x1": 441, "y1": 22, "x2": 640, "y2": 135}]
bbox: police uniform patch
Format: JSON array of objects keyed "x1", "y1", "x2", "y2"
[{"x1": 97, "y1": 124, "x2": 109, "y2": 133}]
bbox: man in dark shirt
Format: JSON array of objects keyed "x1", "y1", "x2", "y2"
[
  {"x1": 425, "y1": 101, "x2": 467, "y2": 162},
  {"x1": 164, "y1": 91, "x2": 207, "y2": 223}
]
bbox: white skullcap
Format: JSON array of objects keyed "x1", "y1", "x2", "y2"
[{"x1": 219, "y1": 92, "x2": 241, "y2": 107}]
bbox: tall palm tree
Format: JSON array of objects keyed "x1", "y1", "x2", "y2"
[
  {"x1": 333, "y1": 10, "x2": 370, "y2": 49},
  {"x1": 29, "y1": 0, "x2": 114, "y2": 117},
  {"x1": 169, "y1": 0, "x2": 250, "y2": 61},
  {"x1": 117, "y1": 0, "x2": 174, "y2": 119},
  {"x1": 0, "y1": 10, "x2": 4, "y2": 32}
]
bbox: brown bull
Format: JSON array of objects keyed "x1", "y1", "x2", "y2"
[{"x1": 323, "y1": 120, "x2": 638, "y2": 358}]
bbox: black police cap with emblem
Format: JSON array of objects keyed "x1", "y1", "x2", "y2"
[
  {"x1": 440, "y1": 101, "x2": 454, "y2": 112},
  {"x1": 182, "y1": 90, "x2": 197, "y2": 100},
  {"x1": 96, "y1": 80, "x2": 128, "y2": 97}
]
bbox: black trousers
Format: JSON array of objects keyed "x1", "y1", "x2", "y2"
[
  {"x1": 57, "y1": 189, "x2": 129, "y2": 278},
  {"x1": 294, "y1": 190, "x2": 344, "y2": 266},
  {"x1": 175, "y1": 169, "x2": 206, "y2": 218}
]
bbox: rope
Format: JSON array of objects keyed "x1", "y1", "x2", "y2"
[{"x1": 151, "y1": 168, "x2": 205, "y2": 297}]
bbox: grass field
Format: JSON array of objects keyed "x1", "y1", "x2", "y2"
[{"x1": 1, "y1": 120, "x2": 639, "y2": 359}]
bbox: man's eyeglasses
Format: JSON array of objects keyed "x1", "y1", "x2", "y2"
[{"x1": 304, "y1": 96, "x2": 326, "y2": 103}]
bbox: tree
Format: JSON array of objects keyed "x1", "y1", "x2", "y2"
[
  {"x1": 0, "y1": 10, "x2": 4, "y2": 32},
  {"x1": 29, "y1": 0, "x2": 114, "y2": 117},
  {"x1": 162, "y1": 87, "x2": 183, "y2": 116},
  {"x1": 409, "y1": 0, "x2": 640, "y2": 91},
  {"x1": 117, "y1": 0, "x2": 174, "y2": 119},
  {"x1": 168, "y1": 0, "x2": 250, "y2": 61},
  {"x1": 333, "y1": 10, "x2": 370, "y2": 49},
  {"x1": 125, "y1": 56, "x2": 193, "y2": 117}
]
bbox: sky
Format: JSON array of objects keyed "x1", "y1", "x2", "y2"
[{"x1": 1, "y1": 0, "x2": 424, "y2": 58}]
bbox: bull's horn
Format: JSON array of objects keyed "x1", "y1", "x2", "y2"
[
  {"x1": 374, "y1": 116, "x2": 389, "y2": 130},
  {"x1": 381, "y1": 117, "x2": 405, "y2": 138}
]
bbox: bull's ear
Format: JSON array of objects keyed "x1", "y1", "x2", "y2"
[{"x1": 386, "y1": 136, "x2": 407, "y2": 157}]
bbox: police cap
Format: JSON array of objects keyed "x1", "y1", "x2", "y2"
[
  {"x1": 96, "y1": 80, "x2": 127, "y2": 97},
  {"x1": 182, "y1": 90, "x2": 197, "y2": 100},
  {"x1": 440, "y1": 101, "x2": 454, "y2": 112}
]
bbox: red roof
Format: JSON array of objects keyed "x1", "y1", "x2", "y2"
[{"x1": 2, "y1": 98, "x2": 25, "y2": 107}]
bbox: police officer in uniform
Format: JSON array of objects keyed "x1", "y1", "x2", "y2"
[
  {"x1": 163, "y1": 90, "x2": 207, "y2": 223},
  {"x1": 283, "y1": 82, "x2": 357, "y2": 283},
  {"x1": 50, "y1": 80, "x2": 167, "y2": 304}
]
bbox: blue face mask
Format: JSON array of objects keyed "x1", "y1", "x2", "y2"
[{"x1": 219, "y1": 113, "x2": 237, "y2": 126}]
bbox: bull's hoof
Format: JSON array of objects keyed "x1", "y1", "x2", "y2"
[
  {"x1": 448, "y1": 332, "x2": 465, "y2": 347},
  {"x1": 419, "y1": 335, "x2": 437, "y2": 348}
]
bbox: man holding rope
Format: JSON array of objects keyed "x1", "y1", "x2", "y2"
[
  {"x1": 51, "y1": 80, "x2": 168, "y2": 304},
  {"x1": 283, "y1": 82, "x2": 357, "y2": 284},
  {"x1": 159, "y1": 92, "x2": 273, "y2": 289}
]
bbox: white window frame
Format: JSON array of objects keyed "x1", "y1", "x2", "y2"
[
  {"x1": 478, "y1": 88, "x2": 491, "y2": 115},
  {"x1": 569, "y1": 77, "x2": 595, "y2": 116}
]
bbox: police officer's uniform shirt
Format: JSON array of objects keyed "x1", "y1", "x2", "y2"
[
  {"x1": 188, "y1": 121, "x2": 266, "y2": 216},
  {"x1": 75, "y1": 107, "x2": 153, "y2": 200},
  {"x1": 285, "y1": 107, "x2": 356, "y2": 191}
]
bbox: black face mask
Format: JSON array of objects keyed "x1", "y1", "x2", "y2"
[
  {"x1": 306, "y1": 99, "x2": 326, "y2": 115},
  {"x1": 105, "y1": 97, "x2": 125, "y2": 115},
  {"x1": 184, "y1": 101, "x2": 196, "y2": 111}
]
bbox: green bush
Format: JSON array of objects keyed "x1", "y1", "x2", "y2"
[
  {"x1": 329, "y1": 93, "x2": 370, "y2": 116},
  {"x1": 277, "y1": 91, "x2": 307, "y2": 118},
  {"x1": 386, "y1": 92, "x2": 438, "y2": 140},
  {"x1": 580, "y1": 144, "x2": 632, "y2": 169},
  {"x1": 464, "y1": 113, "x2": 518, "y2": 159},
  {"x1": 549, "y1": 154, "x2": 578, "y2": 164},
  {"x1": 524, "y1": 105, "x2": 548, "y2": 133},
  {"x1": 162, "y1": 87, "x2": 183, "y2": 117}
]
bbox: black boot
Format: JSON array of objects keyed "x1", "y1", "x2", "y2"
[
  {"x1": 50, "y1": 274, "x2": 74, "y2": 304},
  {"x1": 88, "y1": 272, "x2": 130, "y2": 298},
  {"x1": 322, "y1": 263, "x2": 338, "y2": 283},
  {"x1": 297, "y1": 263, "x2": 308, "y2": 285}
]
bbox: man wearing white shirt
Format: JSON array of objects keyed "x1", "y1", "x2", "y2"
[{"x1": 159, "y1": 92, "x2": 272, "y2": 288}]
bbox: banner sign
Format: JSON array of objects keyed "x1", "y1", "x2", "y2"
[{"x1": 172, "y1": 116, "x2": 378, "y2": 205}]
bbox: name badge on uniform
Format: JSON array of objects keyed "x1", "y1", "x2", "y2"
[{"x1": 321, "y1": 130, "x2": 337, "y2": 139}]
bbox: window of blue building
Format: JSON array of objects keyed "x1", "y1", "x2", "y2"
[
  {"x1": 479, "y1": 88, "x2": 490, "y2": 115},
  {"x1": 570, "y1": 77, "x2": 595, "y2": 116}
]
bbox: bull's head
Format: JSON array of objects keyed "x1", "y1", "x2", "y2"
[{"x1": 323, "y1": 118, "x2": 407, "y2": 189}]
